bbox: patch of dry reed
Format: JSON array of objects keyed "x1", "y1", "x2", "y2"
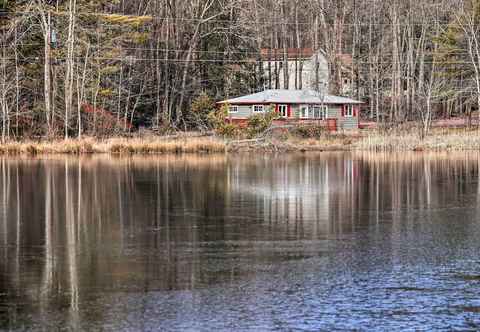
[
  {"x1": 355, "y1": 129, "x2": 480, "y2": 151},
  {"x1": 105, "y1": 137, "x2": 226, "y2": 154},
  {"x1": 2, "y1": 130, "x2": 480, "y2": 155},
  {"x1": 0, "y1": 137, "x2": 226, "y2": 155}
]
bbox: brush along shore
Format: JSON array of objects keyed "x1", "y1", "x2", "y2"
[
  {"x1": 229, "y1": 127, "x2": 480, "y2": 152},
  {"x1": 0, "y1": 128, "x2": 479, "y2": 155}
]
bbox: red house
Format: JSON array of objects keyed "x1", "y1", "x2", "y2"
[{"x1": 217, "y1": 89, "x2": 363, "y2": 130}]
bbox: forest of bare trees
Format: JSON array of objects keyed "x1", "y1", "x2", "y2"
[{"x1": 1, "y1": 0, "x2": 480, "y2": 139}]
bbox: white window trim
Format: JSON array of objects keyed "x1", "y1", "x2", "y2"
[
  {"x1": 344, "y1": 104, "x2": 354, "y2": 118},
  {"x1": 320, "y1": 105, "x2": 329, "y2": 120},
  {"x1": 300, "y1": 105, "x2": 310, "y2": 119},
  {"x1": 253, "y1": 105, "x2": 265, "y2": 113},
  {"x1": 278, "y1": 104, "x2": 288, "y2": 118},
  {"x1": 229, "y1": 105, "x2": 239, "y2": 114},
  {"x1": 311, "y1": 105, "x2": 329, "y2": 120},
  {"x1": 300, "y1": 105, "x2": 329, "y2": 119}
]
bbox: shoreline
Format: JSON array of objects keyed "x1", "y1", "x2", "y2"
[{"x1": 0, "y1": 130, "x2": 479, "y2": 155}]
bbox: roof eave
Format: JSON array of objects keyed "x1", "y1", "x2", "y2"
[{"x1": 218, "y1": 101, "x2": 364, "y2": 105}]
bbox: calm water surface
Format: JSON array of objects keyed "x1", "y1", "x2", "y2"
[{"x1": 1, "y1": 152, "x2": 480, "y2": 331}]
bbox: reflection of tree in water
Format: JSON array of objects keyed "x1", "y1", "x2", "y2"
[
  {"x1": 0, "y1": 153, "x2": 479, "y2": 329},
  {"x1": 356, "y1": 152, "x2": 480, "y2": 212},
  {"x1": 0, "y1": 156, "x2": 233, "y2": 330}
]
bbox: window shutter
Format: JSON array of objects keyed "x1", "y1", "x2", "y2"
[
  {"x1": 287, "y1": 105, "x2": 292, "y2": 118},
  {"x1": 341, "y1": 105, "x2": 345, "y2": 117},
  {"x1": 275, "y1": 104, "x2": 279, "y2": 114}
]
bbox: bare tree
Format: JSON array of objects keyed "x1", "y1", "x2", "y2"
[
  {"x1": 37, "y1": 2, "x2": 53, "y2": 135},
  {"x1": 64, "y1": 0, "x2": 77, "y2": 139}
]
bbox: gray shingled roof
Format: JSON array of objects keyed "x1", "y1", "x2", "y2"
[{"x1": 218, "y1": 89, "x2": 363, "y2": 105}]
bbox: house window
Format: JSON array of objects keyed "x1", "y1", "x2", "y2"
[
  {"x1": 253, "y1": 105, "x2": 265, "y2": 113},
  {"x1": 311, "y1": 105, "x2": 328, "y2": 120},
  {"x1": 300, "y1": 105, "x2": 309, "y2": 118},
  {"x1": 278, "y1": 105, "x2": 288, "y2": 118},
  {"x1": 322, "y1": 106, "x2": 329, "y2": 119},
  {"x1": 344, "y1": 105, "x2": 354, "y2": 117},
  {"x1": 301, "y1": 105, "x2": 328, "y2": 119},
  {"x1": 229, "y1": 105, "x2": 239, "y2": 114}
]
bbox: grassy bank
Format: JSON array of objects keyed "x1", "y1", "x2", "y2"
[
  {"x1": 232, "y1": 127, "x2": 480, "y2": 152},
  {"x1": 0, "y1": 136, "x2": 226, "y2": 155},
  {"x1": 1, "y1": 129, "x2": 480, "y2": 155},
  {"x1": 354, "y1": 129, "x2": 480, "y2": 151}
]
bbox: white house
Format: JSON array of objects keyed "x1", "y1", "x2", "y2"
[{"x1": 259, "y1": 48, "x2": 354, "y2": 96}]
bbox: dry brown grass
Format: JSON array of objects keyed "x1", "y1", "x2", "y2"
[
  {"x1": 0, "y1": 139, "x2": 97, "y2": 155},
  {"x1": 355, "y1": 129, "x2": 480, "y2": 151},
  {"x1": 2, "y1": 129, "x2": 480, "y2": 155},
  {"x1": 276, "y1": 127, "x2": 480, "y2": 152},
  {"x1": 0, "y1": 136, "x2": 226, "y2": 155},
  {"x1": 104, "y1": 137, "x2": 226, "y2": 154}
]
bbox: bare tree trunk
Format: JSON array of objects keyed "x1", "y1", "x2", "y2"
[
  {"x1": 64, "y1": 0, "x2": 77, "y2": 139},
  {"x1": 163, "y1": 1, "x2": 171, "y2": 125},
  {"x1": 92, "y1": 72, "x2": 101, "y2": 136},
  {"x1": 76, "y1": 44, "x2": 90, "y2": 139},
  {"x1": 154, "y1": 16, "x2": 163, "y2": 128},
  {"x1": 281, "y1": 1, "x2": 289, "y2": 90},
  {"x1": 117, "y1": 64, "x2": 123, "y2": 124},
  {"x1": 1, "y1": 39, "x2": 7, "y2": 143},
  {"x1": 295, "y1": 1, "x2": 302, "y2": 90},
  {"x1": 351, "y1": 0, "x2": 358, "y2": 98},
  {"x1": 38, "y1": 7, "x2": 52, "y2": 135},
  {"x1": 14, "y1": 22, "x2": 19, "y2": 138}
]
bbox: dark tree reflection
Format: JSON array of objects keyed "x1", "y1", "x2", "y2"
[{"x1": 0, "y1": 152, "x2": 479, "y2": 330}]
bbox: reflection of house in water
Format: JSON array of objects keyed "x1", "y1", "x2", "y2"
[{"x1": 225, "y1": 155, "x2": 361, "y2": 237}]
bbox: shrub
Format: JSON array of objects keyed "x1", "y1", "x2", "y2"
[
  {"x1": 191, "y1": 93, "x2": 217, "y2": 114},
  {"x1": 216, "y1": 123, "x2": 239, "y2": 138},
  {"x1": 207, "y1": 104, "x2": 228, "y2": 129},
  {"x1": 207, "y1": 104, "x2": 240, "y2": 138},
  {"x1": 187, "y1": 93, "x2": 217, "y2": 130},
  {"x1": 246, "y1": 108, "x2": 278, "y2": 138}
]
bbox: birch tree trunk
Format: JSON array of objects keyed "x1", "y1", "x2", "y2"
[
  {"x1": 38, "y1": 6, "x2": 52, "y2": 136},
  {"x1": 64, "y1": 0, "x2": 77, "y2": 139}
]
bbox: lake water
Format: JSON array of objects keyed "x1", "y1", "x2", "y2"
[{"x1": 1, "y1": 152, "x2": 480, "y2": 331}]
